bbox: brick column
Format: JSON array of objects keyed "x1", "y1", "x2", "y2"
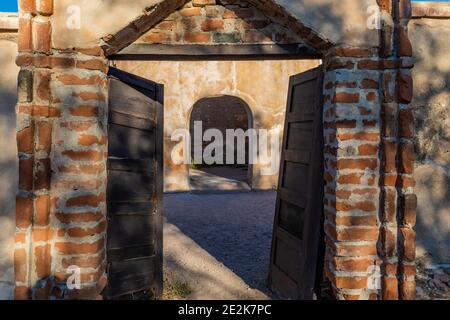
[
  {"x1": 322, "y1": 0, "x2": 416, "y2": 300},
  {"x1": 15, "y1": 0, "x2": 109, "y2": 300},
  {"x1": 378, "y1": 0, "x2": 416, "y2": 300},
  {"x1": 323, "y1": 47, "x2": 383, "y2": 300}
]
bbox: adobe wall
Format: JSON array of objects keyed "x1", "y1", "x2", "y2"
[
  {"x1": 409, "y1": 13, "x2": 450, "y2": 264},
  {"x1": 0, "y1": 22, "x2": 19, "y2": 299},
  {"x1": 114, "y1": 59, "x2": 320, "y2": 191}
]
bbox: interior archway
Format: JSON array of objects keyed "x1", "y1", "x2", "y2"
[{"x1": 188, "y1": 95, "x2": 253, "y2": 192}]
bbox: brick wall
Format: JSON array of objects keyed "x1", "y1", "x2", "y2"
[
  {"x1": 320, "y1": 0, "x2": 416, "y2": 299},
  {"x1": 15, "y1": 0, "x2": 109, "y2": 299},
  {"x1": 137, "y1": 0, "x2": 304, "y2": 45}
]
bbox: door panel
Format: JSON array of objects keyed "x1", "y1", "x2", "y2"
[
  {"x1": 268, "y1": 66, "x2": 324, "y2": 300},
  {"x1": 104, "y1": 67, "x2": 164, "y2": 300}
]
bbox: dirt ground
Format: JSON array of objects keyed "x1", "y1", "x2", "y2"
[
  {"x1": 163, "y1": 191, "x2": 276, "y2": 300},
  {"x1": 163, "y1": 191, "x2": 450, "y2": 300}
]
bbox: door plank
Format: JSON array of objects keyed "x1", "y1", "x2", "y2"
[{"x1": 268, "y1": 66, "x2": 325, "y2": 300}]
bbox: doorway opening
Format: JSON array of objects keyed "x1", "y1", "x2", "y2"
[{"x1": 189, "y1": 95, "x2": 253, "y2": 193}]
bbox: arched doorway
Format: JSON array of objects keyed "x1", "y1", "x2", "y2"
[{"x1": 188, "y1": 95, "x2": 253, "y2": 192}]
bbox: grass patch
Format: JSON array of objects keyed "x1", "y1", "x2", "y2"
[{"x1": 162, "y1": 272, "x2": 192, "y2": 300}]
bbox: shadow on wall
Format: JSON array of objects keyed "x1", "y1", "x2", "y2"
[
  {"x1": 410, "y1": 18, "x2": 450, "y2": 264},
  {"x1": 0, "y1": 39, "x2": 19, "y2": 299}
]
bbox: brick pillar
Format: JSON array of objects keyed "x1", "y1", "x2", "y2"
[
  {"x1": 322, "y1": 0, "x2": 416, "y2": 300},
  {"x1": 323, "y1": 47, "x2": 383, "y2": 300},
  {"x1": 378, "y1": 0, "x2": 416, "y2": 300},
  {"x1": 15, "y1": 0, "x2": 109, "y2": 300}
]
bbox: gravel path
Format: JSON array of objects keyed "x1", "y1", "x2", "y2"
[{"x1": 163, "y1": 191, "x2": 277, "y2": 297}]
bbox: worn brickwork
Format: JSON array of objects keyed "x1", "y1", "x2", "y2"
[
  {"x1": 15, "y1": 0, "x2": 109, "y2": 300},
  {"x1": 321, "y1": 0, "x2": 416, "y2": 300},
  {"x1": 13, "y1": 0, "x2": 417, "y2": 300},
  {"x1": 137, "y1": 0, "x2": 305, "y2": 45}
]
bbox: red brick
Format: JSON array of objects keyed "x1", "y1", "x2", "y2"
[
  {"x1": 400, "y1": 194, "x2": 417, "y2": 226},
  {"x1": 336, "y1": 201, "x2": 376, "y2": 212},
  {"x1": 66, "y1": 220, "x2": 107, "y2": 238},
  {"x1": 36, "y1": 70, "x2": 51, "y2": 102},
  {"x1": 141, "y1": 32, "x2": 172, "y2": 44},
  {"x1": 33, "y1": 21, "x2": 52, "y2": 53},
  {"x1": 180, "y1": 7, "x2": 202, "y2": 17},
  {"x1": 72, "y1": 91, "x2": 106, "y2": 101},
  {"x1": 15, "y1": 286, "x2": 31, "y2": 300},
  {"x1": 34, "y1": 244, "x2": 51, "y2": 278},
  {"x1": 382, "y1": 277, "x2": 399, "y2": 300},
  {"x1": 76, "y1": 59, "x2": 108, "y2": 73},
  {"x1": 361, "y1": 79, "x2": 379, "y2": 89},
  {"x1": 357, "y1": 59, "x2": 379, "y2": 70},
  {"x1": 333, "y1": 257, "x2": 375, "y2": 272},
  {"x1": 381, "y1": 188, "x2": 397, "y2": 223},
  {"x1": 334, "y1": 215, "x2": 378, "y2": 227},
  {"x1": 16, "y1": 196, "x2": 33, "y2": 229},
  {"x1": 335, "y1": 119, "x2": 357, "y2": 129},
  {"x1": 338, "y1": 132, "x2": 379, "y2": 142},
  {"x1": 399, "y1": 108, "x2": 414, "y2": 138},
  {"x1": 58, "y1": 163, "x2": 105, "y2": 175},
  {"x1": 399, "y1": 142, "x2": 415, "y2": 174},
  {"x1": 184, "y1": 32, "x2": 212, "y2": 43},
  {"x1": 18, "y1": 17, "x2": 32, "y2": 52},
  {"x1": 66, "y1": 192, "x2": 106, "y2": 208},
  {"x1": 54, "y1": 238, "x2": 105, "y2": 255},
  {"x1": 69, "y1": 105, "x2": 99, "y2": 117},
  {"x1": 380, "y1": 226, "x2": 396, "y2": 257},
  {"x1": 78, "y1": 135, "x2": 107, "y2": 146},
  {"x1": 337, "y1": 173, "x2": 363, "y2": 185},
  {"x1": 397, "y1": 72, "x2": 413, "y2": 103},
  {"x1": 60, "y1": 121, "x2": 96, "y2": 132},
  {"x1": 62, "y1": 252, "x2": 105, "y2": 269},
  {"x1": 382, "y1": 140, "x2": 397, "y2": 173},
  {"x1": 38, "y1": 0, "x2": 53, "y2": 15},
  {"x1": 398, "y1": 26, "x2": 412, "y2": 57},
  {"x1": 36, "y1": 121, "x2": 52, "y2": 153},
  {"x1": 336, "y1": 159, "x2": 378, "y2": 170},
  {"x1": 358, "y1": 144, "x2": 378, "y2": 156},
  {"x1": 55, "y1": 211, "x2": 104, "y2": 224},
  {"x1": 335, "y1": 276, "x2": 368, "y2": 289},
  {"x1": 32, "y1": 228, "x2": 54, "y2": 242},
  {"x1": 328, "y1": 225, "x2": 379, "y2": 241},
  {"x1": 19, "y1": 0, "x2": 35, "y2": 13},
  {"x1": 17, "y1": 125, "x2": 34, "y2": 153},
  {"x1": 56, "y1": 74, "x2": 106, "y2": 86},
  {"x1": 396, "y1": 175, "x2": 415, "y2": 189},
  {"x1": 201, "y1": 19, "x2": 224, "y2": 31},
  {"x1": 366, "y1": 91, "x2": 377, "y2": 101},
  {"x1": 35, "y1": 158, "x2": 51, "y2": 190},
  {"x1": 35, "y1": 195, "x2": 50, "y2": 226},
  {"x1": 334, "y1": 47, "x2": 376, "y2": 58},
  {"x1": 399, "y1": 279, "x2": 416, "y2": 300},
  {"x1": 14, "y1": 248, "x2": 28, "y2": 283},
  {"x1": 62, "y1": 150, "x2": 103, "y2": 161},
  {"x1": 332, "y1": 92, "x2": 360, "y2": 103},
  {"x1": 399, "y1": 227, "x2": 416, "y2": 261},
  {"x1": 19, "y1": 157, "x2": 34, "y2": 191}
]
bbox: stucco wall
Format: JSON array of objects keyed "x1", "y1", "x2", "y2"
[
  {"x1": 113, "y1": 59, "x2": 320, "y2": 191},
  {"x1": 409, "y1": 17, "x2": 450, "y2": 264},
  {"x1": 52, "y1": 0, "x2": 378, "y2": 49},
  {"x1": 0, "y1": 38, "x2": 19, "y2": 300}
]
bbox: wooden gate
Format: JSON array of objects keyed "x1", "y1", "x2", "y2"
[
  {"x1": 268, "y1": 66, "x2": 325, "y2": 300},
  {"x1": 104, "y1": 67, "x2": 164, "y2": 299}
]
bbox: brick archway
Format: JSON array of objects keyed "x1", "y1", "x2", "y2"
[{"x1": 14, "y1": 0, "x2": 416, "y2": 300}]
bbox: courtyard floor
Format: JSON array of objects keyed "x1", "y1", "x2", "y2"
[{"x1": 163, "y1": 191, "x2": 276, "y2": 299}]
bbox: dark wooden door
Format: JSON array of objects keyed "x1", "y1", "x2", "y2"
[
  {"x1": 268, "y1": 66, "x2": 324, "y2": 300},
  {"x1": 104, "y1": 67, "x2": 164, "y2": 299}
]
